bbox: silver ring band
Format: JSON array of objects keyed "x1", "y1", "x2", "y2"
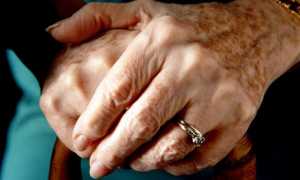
[{"x1": 177, "y1": 119, "x2": 205, "y2": 147}]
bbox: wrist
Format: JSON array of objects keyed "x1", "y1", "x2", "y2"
[
  {"x1": 234, "y1": 0, "x2": 300, "y2": 83},
  {"x1": 263, "y1": 0, "x2": 300, "y2": 80}
]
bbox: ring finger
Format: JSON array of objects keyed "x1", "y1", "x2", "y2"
[
  {"x1": 164, "y1": 122, "x2": 251, "y2": 176},
  {"x1": 129, "y1": 103, "x2": 217, "y2": 171}
]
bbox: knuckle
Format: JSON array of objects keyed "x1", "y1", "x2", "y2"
[
  {"x1": 153, "y1": 16, "x2": 179, "y2": 45},
  {"x1": 90, "y1": 53, "x2": 114, "y2": 71},
  {"x1": 182, "y1": 44, "x2": 223, "y2": 84},
  {"x1": 161, "y1": 140, "x2": 191, "y2": 164},
  {"x1": 186, "y1": 44, "x2": 204, "y2": 60},
  {"x1": 128, "y1": 111, "x2": 161, "y2": 142},
  {"x1": 186, "y1": 44, "x2": 219, "y2": 71},
  {"x1": 157, "y1": 15, "x2": 178, "y2": 28},
  {"x1": 106, "y1": 77, "x2": 134, "y2": 109},
  {"x1": 39, "y1": 94, "x2": 59, "y2": 114},
  {"x1": 161, "y1": 147, "x2": 183, "y2": 164},
  {"x1": 63, "y1": 65, "x2": 80, "y2": 89},
  {"x1": 133, "y1": 120, "x2": 159, "y2": 141},
  {"x1": 100, "y1": 52, "x2": 114, "y2": 67},
  {"x1": 183, "y1": 44, "x2": 204, "y2": 69},
  {"x1": 64, "y1": 65, "x2": 89, "y2": 103}
]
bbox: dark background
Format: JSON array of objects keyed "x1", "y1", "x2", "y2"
[{"x1": 1, "y1": 0, "x2": 299, "y2": 179}]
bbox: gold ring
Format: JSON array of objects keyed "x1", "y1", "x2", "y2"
[{"x1": 177, "y1": 119, "x2": 205, "y2": 147}]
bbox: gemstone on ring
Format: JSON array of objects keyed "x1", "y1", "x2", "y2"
[{"x1": 177, "y1": 119, "x2": 205, "y2": 147}]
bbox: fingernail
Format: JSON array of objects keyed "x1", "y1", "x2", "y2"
[
  {"x1": 74, "y1": 135, "x2": 90, "y2": 151},
  {"x1": 46, "y1": 22, "x2": 61, "y2": 32},
  {"x1": 90, "y1": 161, "x2": 111, "y2": 178},
  {"x1": 46, "y1": 18, "x2": 68, "y2": 33}
]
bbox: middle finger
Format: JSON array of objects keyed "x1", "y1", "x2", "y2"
[{"x1": 89, "y1": 67, "x2": 189, "y2": 178}]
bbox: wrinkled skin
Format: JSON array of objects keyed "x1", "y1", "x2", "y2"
[
  {"x1": 41, "y1": 29, "x2": 138, "y2": 155},
  {"x1": 41, "y1": 0, "x2": 300, "y2": 178}
]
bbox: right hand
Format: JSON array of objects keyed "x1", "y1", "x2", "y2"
[{"x1": 40, "y1": 29, "x2": 137, "y2": 157}]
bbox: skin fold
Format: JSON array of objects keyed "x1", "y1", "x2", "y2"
[{"x1": 40, "y1": 0, "x2": 300, "y2": 178}]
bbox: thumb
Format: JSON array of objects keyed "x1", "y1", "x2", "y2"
[{"x1": 47, "y1": 2, "x2": 140, "y2": 44}]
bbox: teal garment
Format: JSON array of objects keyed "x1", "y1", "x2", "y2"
[
  {"x1": 1, "y1": 1, "x2": 212, "y2": 180},
  {"x1": 0, "y1": 50, "x2": 56, "y2": 180}
]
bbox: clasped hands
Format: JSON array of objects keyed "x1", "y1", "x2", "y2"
[{"x1": 40, "y1": 0, "x2": 300, "y2": 178}]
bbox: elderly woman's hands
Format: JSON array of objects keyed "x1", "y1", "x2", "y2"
[
  {"x1": 43, "y1": 0, "x2": 300, "y2": 178},
  {"x1": 40, "y1": 29, "x2": 138, "y2": 156}
]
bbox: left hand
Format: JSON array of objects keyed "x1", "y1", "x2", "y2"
[
  {"x1": 40, "y1": 29, "x2": 138, "y2": 157},
  {"x1": 48, "y1": 0, "x2": 300, "y2": 178}
]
